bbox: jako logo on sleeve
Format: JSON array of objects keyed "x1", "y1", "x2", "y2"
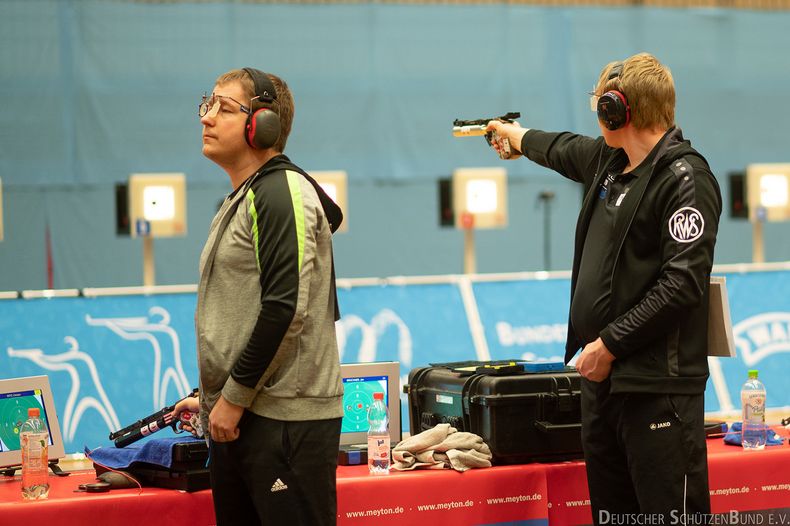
[{"x1": 668, "y1": 207, "x2": 704, "y2": 243}]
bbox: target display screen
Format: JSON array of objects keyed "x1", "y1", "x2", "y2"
[
  {"x1": 337, "y1": 362, "x2": 401, "y2": 448},
  {"x1": 341, "y1": 375, "x2": 388, "y2": 434},
  {"x1": 0, "y1": 388, "x2": 55, "y2": 453}
]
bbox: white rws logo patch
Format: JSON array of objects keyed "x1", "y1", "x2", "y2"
[{"x1": 668, "y1": 207, "x2": 704, "y2": 243}]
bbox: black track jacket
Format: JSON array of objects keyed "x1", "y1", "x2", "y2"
[{"x1": 520, "y1": 127, "x2": 722, "y2": 395}]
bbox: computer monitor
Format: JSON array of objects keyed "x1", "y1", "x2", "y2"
[
  {"x1": 339, "y1": 361, "x2": 401, "y2": 447},
  {"x1": 0, "y1": 375, "x2": 66, "y2": 469}
]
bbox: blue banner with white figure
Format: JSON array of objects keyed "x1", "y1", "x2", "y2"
[
  {"x1": 706, "y1": 271, "x2": 790, "y2": 413},
  {"x1": 1, "y1": 294, "x2": 199, "y2": 453},
  {"x1": 1, "y1": 267, "x2": 789, "y2": 454}
]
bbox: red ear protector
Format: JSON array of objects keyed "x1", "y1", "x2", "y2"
[
  {"x1": 597, "y1": 62, "x2": 631, "y2": 131},
  {"x1": 242, "y1": 67, "x2": 281, "y2": 149}
]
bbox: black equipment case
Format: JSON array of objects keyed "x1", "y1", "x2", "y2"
[
  {"x1": 405, "y1": 362, "x2": 583, "y2": 465},
  {"x1": 95, "y1": 440, "x2": 210, "y2": 492},
  {"x1": 129, "y1": 440, "x2": 210, "y2": 492}
]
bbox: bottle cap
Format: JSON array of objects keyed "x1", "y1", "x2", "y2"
[
  {"x1": 748, "y1": 369, "x2": 759, "y2": 379},
  {"x1": 28, "y1": 407, "x2": 40, "y2": 418},
  {"x1": 373, "y1": 392, "x2": 384, "y2": 401}
]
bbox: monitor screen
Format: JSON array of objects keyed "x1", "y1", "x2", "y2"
[
  {"x1": 0, "y1": 375, "x2": 66, "y2": 469},
  {"x1": 339, "y1": 361, "x2": 401, "y2": 448}
]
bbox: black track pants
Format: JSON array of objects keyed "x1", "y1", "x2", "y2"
[
  {"x1": 581, "y1": 378, "x2": 710, "y2": 525},
  {"x1": 209, "y1": 412, "x2": 342, "y2": 526}
]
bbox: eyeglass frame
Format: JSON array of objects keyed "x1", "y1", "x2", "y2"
[
  {"x1": 588, "y1": 82, "x2": 601, "y2": 113},
  {"x1": 199, "y1": 92, "x2": 261, "y2": 118}
]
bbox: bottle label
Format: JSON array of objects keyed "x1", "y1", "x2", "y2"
[
  {"x1": 21, "y1": 433, "x2": 46, "y2": 455},
  {"x1": 368, "y1": 436, "x2": 390, "y2": 461},
  {"x1": 21, "y1": 432, "x2": 49, "y2": 468},
  {"x1": 742, "y1": 393, "x2": 765, "y2": 421}
]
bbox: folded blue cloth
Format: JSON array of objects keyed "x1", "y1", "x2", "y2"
[
  {"x1": 86, "y1": 436, "x2": 205, "y2": 469},
  {"x1": 723, "y1": 422, "x2": 785, "y2": 447}
]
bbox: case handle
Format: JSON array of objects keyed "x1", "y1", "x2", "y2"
[{"x1": 534, "y1": 421, "x2": 582, "y2": 433}]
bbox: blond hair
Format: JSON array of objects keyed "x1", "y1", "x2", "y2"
[
  {"x1": 215, "y1": 69, "x2": 295, "y2": 153},
  {"x1": 596, "y1": 53, "x2": 675, "y2": 131}
]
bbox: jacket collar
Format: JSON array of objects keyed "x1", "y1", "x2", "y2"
[{"x1": 249, "y1": 155, "x2": 344, "y2": 234}]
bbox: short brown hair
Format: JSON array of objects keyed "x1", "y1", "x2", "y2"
[
  {"x1": 215, "y1": 69, "x2": 295, "y2": 153},
  {"x1": 596, "y1": 53, "x2": 675, "y2": 131}
]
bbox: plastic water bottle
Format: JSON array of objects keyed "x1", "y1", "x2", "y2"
[
  {"x1": 741, "y1": 369, "x2": 767, "y2": 451},
  {"x1": 367, "y1": 392, "x2": 390, "y2": 475},
  {"x1": 20, "y1": 407, "x2": 50, "y2": 499}
]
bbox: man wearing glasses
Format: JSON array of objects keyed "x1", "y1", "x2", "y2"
[
  {"x1": 188, "y1": 67, "x2": 345, "y2": 526},
  {"x1": 487, "y1": 53, "x2": 721, "y2": 524}
]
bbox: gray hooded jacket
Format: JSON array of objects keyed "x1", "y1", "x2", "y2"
[{"x1": 196, "y1": 155, "x2": 344, "y2": 425}]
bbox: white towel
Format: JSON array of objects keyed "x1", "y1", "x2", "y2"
[{"x1": 392, "y1": 423, "x2": 492, "y2": 472}]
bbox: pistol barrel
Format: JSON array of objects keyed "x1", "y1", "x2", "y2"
[{"x1": 453, "y1": 125, "x2": 487, "y2": 137}]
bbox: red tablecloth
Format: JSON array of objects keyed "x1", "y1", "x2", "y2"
[
  {"x1": 1, "y1": 435, "x2": 789, "y2": 525},
  {"x1": 0, "y1": 470, "x2": 215, "y2": 524},
  {"x1": 337, "y1": 462, "x2": 549, "y2": 524}
]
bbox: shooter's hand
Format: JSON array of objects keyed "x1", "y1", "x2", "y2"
[
  {"x1": 170, "y1": 395, "x2": 200, "y2": 421},
  {"x1": 486, "y1": 120, "x2": 526, "y2": 160},
  {"x1": 575, "y1": 337, "x2": 615, "y2": 383},
  {"x1": 170, "y1": 395, "x2": 202, "y2": 437},
  {"x1": 208, "y1": 395, "x2": 243, "y2": 443}
]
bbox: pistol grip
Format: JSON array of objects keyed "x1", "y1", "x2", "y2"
[{"x1": 487, "y1": 131, "x2": 512, "y2": 159}]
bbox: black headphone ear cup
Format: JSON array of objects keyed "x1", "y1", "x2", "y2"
[
  {"x1": 245, "y1": 108, "x2": 281, "y2": 149},
  {"x1": 597, "y1": 90, "x2": 630, "y2": 131}
]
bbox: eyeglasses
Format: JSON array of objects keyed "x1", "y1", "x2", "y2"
[
  {"x1": 588, "y1": 85, "x2": 600, "y2": 112},
  {"x1": 587, "y1": 84, "x2": 601, "y2": 112},
  {"x1": 589, "y1": 93, "x2": 600, "y2": 112},
  {"x1": 198, "y1": 93, "x2": 253, "y2": 118}
]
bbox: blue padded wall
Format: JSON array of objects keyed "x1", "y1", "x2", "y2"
[{"x1": 1, "y1": 1, "x2": 789, "y2": 289}]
